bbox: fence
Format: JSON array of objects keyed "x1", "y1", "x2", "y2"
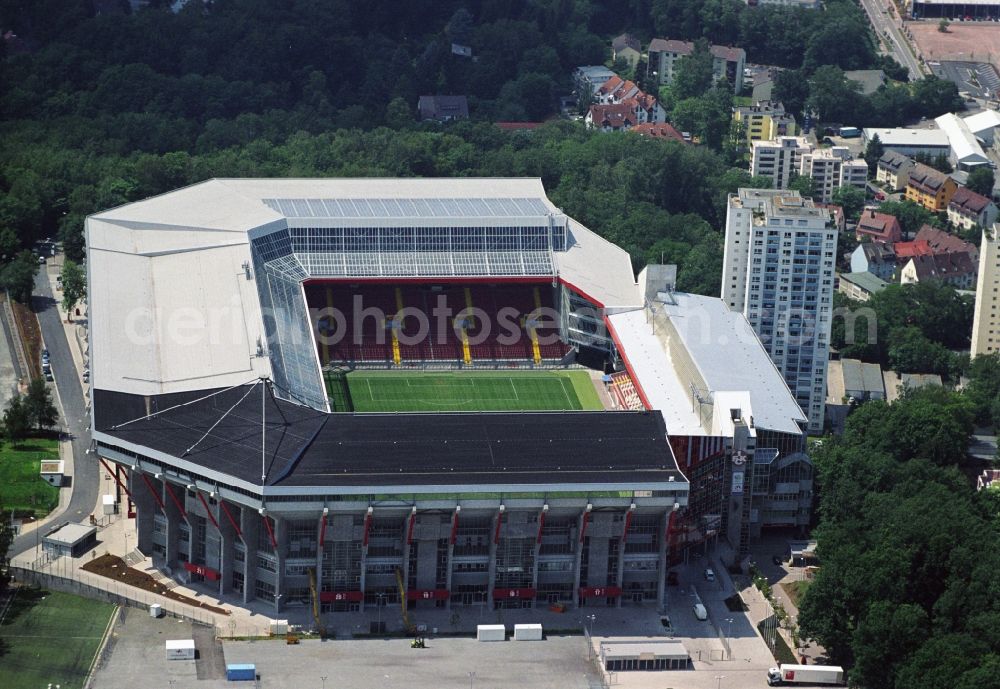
[{"x1": 11, "y1": 562, "x2": 219, "y2": 629}]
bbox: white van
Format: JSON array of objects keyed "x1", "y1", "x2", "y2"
[
  {"x1": 704, "y1": 568, "x2": 715, "y2": 582},
  {"x1": 693, "y1": 603, "x2": 708, "y2": 621}
]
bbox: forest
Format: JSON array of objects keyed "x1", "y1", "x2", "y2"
[{"x1": 0, "y1": 0, "x2": 960, "y2": 297}]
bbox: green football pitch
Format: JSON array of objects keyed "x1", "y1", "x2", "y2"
[
  {"x1": 0, "y1": 588, "x2": 116, "y2": 689},
  {"x1": 328, "y1": 370, "x2": 604, "y2": 412}
]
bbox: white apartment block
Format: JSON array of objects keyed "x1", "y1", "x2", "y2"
[
  {"x1": 723, "y1": 189, "x2": 837, "y2": 434},
  {"x1": 799, "y1": 147, "x2": 868, "y2": 203},
  {"x1": 971, "y1": 225, "x2": 1000, "y2": 358},
  {"x1": 751, "y1": 137, "x2": 813, "y2": 190},
  {"x1": 751, "y1": 138, "x2": 867, "y2": 201}
]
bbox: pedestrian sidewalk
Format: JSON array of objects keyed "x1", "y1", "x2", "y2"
[{"x1": 45, "y1": 256, "x2": 88, "y2": 385}]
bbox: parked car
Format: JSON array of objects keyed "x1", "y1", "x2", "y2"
[
  {"x1": 875, "y1": 191, "x2": 886, "y2": 201},
  {"x1": 41, "y1": 348, "x2": 49, "y2": 362},
  {"x1": 44, "y1": 370, "x2": 53, "y2": 381},
  {"x1": 704, "y1": 568, "x2": 716, "y2": 582}
]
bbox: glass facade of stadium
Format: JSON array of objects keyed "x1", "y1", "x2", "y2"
[{"x1": 98, "y1": 443, "x2": 689, "y2": 614}]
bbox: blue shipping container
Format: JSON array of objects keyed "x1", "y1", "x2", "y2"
[{"x1": 226, "y1": 664, "x2": 256, "y2": 681}]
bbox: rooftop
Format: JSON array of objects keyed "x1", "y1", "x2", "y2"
[
  {"x1": 935, "y1": 113, "x2": 989, "y2": 164},
  {"x1": 841, "y1": 358, "x2": 885, "y2": 396},
  {"x1": 878, "y1": 150, "x2": 915, "y2": 171},
  {"x1": 863, "y1": 127, "x2": 950, "y2": 148},
  {"x1": 605, "y1": 292, "x2": 806, "y2": 437},
  {"x1": 43, "y1": 522, "x2": 97, "y2": 547},
  {"x1": 92, "y1": 387, "x2": 684, "y2": 492},
  {"x1": 840, "y1": 271, "x2": 888, "y2": 294},
  {"x1": 949, "y1": 186, "x2": 993, "y2": 215}
]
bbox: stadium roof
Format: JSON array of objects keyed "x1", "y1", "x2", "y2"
[
  {"x1": 92, "y1": 386, "x2": 684, "y2": 493},
  {"x1": 88, "y1": 179, "x2": 641, "y2": 400},
  {"x1": 605, "y1": 292, "x2": 806, "y2": 437}
]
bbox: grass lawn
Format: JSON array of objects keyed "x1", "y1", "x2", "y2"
[
  {"x1": 783, "y1": 579, "x2": 812, "y2": 609},
  {"x1": 0, "y1": 437, "x2": 60, "y2": 516},
  {"x1": 0, "y1": 589, "x2": 116, "y2": 689},
  {"x1": 340, "y1": 370, "x2": 604, "y2": 412}
]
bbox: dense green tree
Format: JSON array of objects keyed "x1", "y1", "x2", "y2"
[
  {"x1": 24, "y1": 377, "x2": 58, "y2": 430},
  {"x1": 831, "y1": 185, "x2": 866, "y2": 221},
  {"x1": 877, "y1": 199, "x2": 939, "y2": 236},
  {"x1": 967, "y1": 166, "x2": 996, "y2": 197},
  {"x1": 965, "y1": 353, "x2": 1000, "y2": 428},
  {"x1": 886, "y1": 325, "x2": 958, "y2": 377},
  {"x1": 60, "y1": 259, "x2": 86, "y2": 322},
  {"x1": 863, "y1": 133, "x2": 884, "y2": 176},
  {"x1": 2, "y1": 395, "x2": 31, "y2": 445},
  {"x1": 788, "y1": 172, "x2": 817, "y2": 199},
  {"x1": 806, "y1": 65, "x2": 863, "y2": 123},
  {"x1": 672, "y1": 40, "x2": 715, "y2": 100},
  {"x1": 1, "y1": 250, "x2": 39, "y2": 304}
]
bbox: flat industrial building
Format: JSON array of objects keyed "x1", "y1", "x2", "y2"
[{"x1": 88, "y1": 178, "x2": 807, "y2": 619}]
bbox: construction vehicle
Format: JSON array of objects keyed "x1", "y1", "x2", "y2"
[
  {"x1": 394, "y1": 567, "x2": 415, "y2": 634},
  {"x1": 767, "y1": 664, "x2": 845, "y2": 686},
  {"x1": 307, "y1": 568, "x2": 325, "y2": 638}
]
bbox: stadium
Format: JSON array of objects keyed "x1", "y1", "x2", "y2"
[{"x1": 87, "y1": 179, "x2": 809, "y2": 618}]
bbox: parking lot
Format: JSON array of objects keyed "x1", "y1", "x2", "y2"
[{"x1": 92, "y1": 553, "x2": 785, "y2": 689}]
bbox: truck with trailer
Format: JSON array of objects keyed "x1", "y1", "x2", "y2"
[{"x1": 767, "y1": 664, "x2": 845, "y2": 686}]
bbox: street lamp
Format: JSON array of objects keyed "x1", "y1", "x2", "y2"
[
  {"x1": 376, "y1": 592, "x2": 386, "y2": 633},
  {"x1": 320, "y1": 676, "x2": 327, "y2": 689},
  {"x1": 586, "y1": 614, "x2": 596, "y2": 636},
  {"x1": 468, "y1": 671, "x2": 476, "y2": 689},
  {"x1": 715, "y1": 675, "x2": 725, "y2": 689}
]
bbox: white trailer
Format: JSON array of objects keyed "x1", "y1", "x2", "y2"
[
  {"x1": 767, "y1": 664, "x2": 845, "y2": 686},
  {"x1": 476, "y1": 624, "x2": 506, "y2": 642},
  {"x1": 165, "y1": 639, "x2": 195, "y2": 661},
  {"x1": 513, "y1": 624, "x2": 543, "y2": 641}
]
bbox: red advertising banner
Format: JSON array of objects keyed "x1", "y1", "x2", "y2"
[
  {"x1": 182, "y1": 562, "x2": 220, "y2": 581},
  {"x1": 319, "y1": 590, "x2": 364, "y2": 603},
  {"x1": 406, "y1": 589, "x2": 450, "y2": 601},
  {"x1": 493, "y1": 587, "x2": 536, "y2": 599},
  {"x1": 578, "y1": 586, "x2": 622, "y2": 598}
]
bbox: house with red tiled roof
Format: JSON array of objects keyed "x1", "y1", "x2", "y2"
[
  {"x1": 647, "y1": 38, "x2": 745, "y2": 93},
  {"x1": 855, "y1": 209, "x2": 902, "y2": 243},
  {"x1": 914, "y1": 224, "x2": 979, "y2": 262},
  {"x1": 947, "y1": 186, "x2": 998, "y2": 231},
  {"x1": 630, "y1": 123, "x2": 686, "y2": 142},
  {"x1": 585, "y1": 103, "x2": 638, "y2": 132},
  {"x1": 594, "y1": 76, "x2": 666, "y2": 124},
  {"x1": 893, "y1": 239, "x2": 933, "y2": 259}
]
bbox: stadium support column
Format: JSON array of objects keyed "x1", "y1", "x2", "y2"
[
  {"x1": 657, "y1": 505, "x2": 676, "y2": 610},
  {"x1": 531, "y1": 505, "x2": 546, "y2": 605},
  {"x1": 273, "y1": 515, "x2": 286, "y2": 614},
  {"x1": 161, "y1": 478, "x2": 183, "y2": 567},
  {"x1": 218, "y1": 495, "x2": 237, "y2": 598},
  {"x1": 616, "y1": 505, "x2": 634, "y2": 609},
  {"x1": 572, "y1": 504, "x2": 592, "y2": 609},
  {"x1": 487, "y1": 505, "x2": 504, "y2": 610},
  {"x1": 445, "y1": 507, "x2": 459, "y2": 611},
  {"x1": 359, "y1": 507, "x2": 372, "y2": 612},
  {"x1": 242, "y1": 509, "x2": 261, "y2": 607},
  {"x1": 129, "y1": 467, "x2": 156, "y2": 555},
  {"x1": 316, "y1": 508, "x2": 328, "y2": 609}
]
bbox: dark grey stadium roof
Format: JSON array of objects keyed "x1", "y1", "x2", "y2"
[{"x1": 93, "y1": 386, "x2": 682, "y2": 489}]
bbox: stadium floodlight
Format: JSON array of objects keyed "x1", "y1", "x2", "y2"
[
  {"x1": 259, "y1": 507, "x2": 267, "y2": 516},
  {"x1": 322, "y1": 507, "x2": 329, "y2": 516},
  {"x1": 455, "y1": 505, "x2": 461, "y2": 513},
  {"x1": 585, "y1": 503, "x2": 593, "y2": 512},
  {"x1": 542, "y1": 504, "x2": 549, "y2": 512},
  {"x1": 498, "y1": 504, "x2": 505, "y2": 513}
]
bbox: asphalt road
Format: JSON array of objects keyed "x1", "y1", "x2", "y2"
[
  {"x1": 859, "y1": 0, "x2": 924, "y2": 81},
  {"x1": 9, "y1": 268, "x2": 96, "y2": 556}
]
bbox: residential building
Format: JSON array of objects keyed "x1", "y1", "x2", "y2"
[
  {"x1": 915, "y1": 224, "x2": 979, "y2": 262},
  {"x1": 838, "y1": 271, "x2": 888, "y2": 302},
  {"x1": 417, "y1": 95, "x2": 469, "y2": 122},
  {"x1": 876, "y1": 151, "x2": 916, "y2": 192},
  {"x1": 816, "y1": 203, "x2": 845, "y2": 232},
  {"x1": 630, "y1": 123, "x2": 686, "y2": 142},
  {"x1": 647, "y1": 38, "x2": 746, "y2": 93},
  {"x1": 893, "y1": 238, "x2": 933, "y2": 260},
  {"x1": 723, "y1": 189, "x2": 837, "y2": 434},
  {"x1": 798, "y1": 147, "x2": 868, "y2": 203},
  {"x1": 900, "y1": 251, "x2": 978, "y2": 289},
  {"x1": 585, "y1": 103, "x2": 637, "y2": 132},
  {"x1": 935, "y1": 113, "x2": 991, "y2": 171},
  {"x1": 971, "y1": 225, "x2": 1000, "y2": 357},
  {"x1": 905, "y1": 162, "x2": 958, "y2": 211},
  {"x1": 855, "y1": 210, "x2": 903, "y2": 243},
  {"x1": 850, "y1": 242, "x2": 897, "y2": 281},
  {"x1": 732, "y1": 101, "x2": 797, "y2": 145},
  {"x1": 750, "y1": 136, "x2": 813, "y2": 190},
  {"x1": 608, "y1": 267, "x2": 812, "y2": 553},
  {"x1": 844, "y1": 69, "x2": 888, "y2": 96},
  {"x1": 948, "y1": 187, "x2": 998, "y2": 231},
  {"x1": 574, "y1": 65, "x2": 617, "y2": 96},
  {"x1": 862, "y1": 128, "x2": 951, "y2": 159},
  {"x1": 611, "y1": 34, "x2": 642, "y2": 69},
  {"x1": 594, "y1": 76, "x2": 666, "y2": 124}
]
